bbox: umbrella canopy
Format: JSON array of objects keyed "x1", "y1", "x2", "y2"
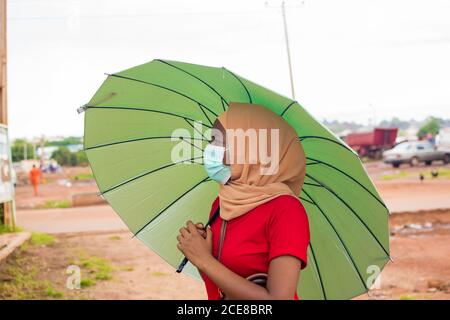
[{"x1": 82, "y1": 59, "x2": 390, "y2": 300}]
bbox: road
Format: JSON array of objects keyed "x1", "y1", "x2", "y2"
[
  {"x1": 16, "y1": 205, "x2": 127, "y2": 234},
  {"x1": 15, "y1": 179, "x2": 450, "y2": 234}
]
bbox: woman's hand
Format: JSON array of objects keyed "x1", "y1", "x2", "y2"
[{"x1": 177, "y1": 220, "x2": 213, "y2": 269}]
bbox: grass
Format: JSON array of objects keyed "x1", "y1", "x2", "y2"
[
  {"x1": 400, "y1": 295, "x2": 416, "y2": 300},
  {"x1": 0, "y1": 224, "x2": 23, "y2": 235},
  {"x1": 423, "y1": 168, "x2": 450, "y2": 179},
  {"x1": 381, "y1": 171, "x2": 409, "y2": 181},
  {"x1": 80, "y1": 278, "x2": 96, "y2": 288},
  {"x1": 72, "y1": 173, "x2": 94, "y2": 181},
  {"x1": 30, "y1": 232, "x2": 55, "y2": 246},
  {"x1": 42, "y1": 199, "x2": 71, "y2": 209},
  {"x1": 45, "y1": 286, "x2": 64, "y2": 298},
  {"x1": 72, "y1": 254, "x2": 114, "y2": 285},
  {"x1": 150, "y1": 271, "x2": 168, "y2": 277},
  {"x1": 108, "y1": 235, "x2": 121, "y2": 240},
  {"x1": 121, "y1": 266, "x2": 134, "y2": 272},
  {"x1": 0, "y1": 253, "x2": 63, "y2": 299},
  {"x1": 381, "y1": 167, "x2": 450, "y2": 181}
]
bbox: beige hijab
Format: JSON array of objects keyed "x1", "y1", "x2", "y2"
[{"x1": 217, "y1": 102, "x2": 306, "y2": 221}]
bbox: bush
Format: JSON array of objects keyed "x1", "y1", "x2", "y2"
[{"x1": 51, "y1": 147, "x2": 88, "y2": 167}]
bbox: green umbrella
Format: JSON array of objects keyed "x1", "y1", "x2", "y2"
[{"x1": 82, "y1": 59, "x2": 390, "y2": 300}]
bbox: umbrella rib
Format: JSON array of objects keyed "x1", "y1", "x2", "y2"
[
  {"x1": 304, "y1": 182, "x2": 323, "y2": 188},
  {"x1": 222, "y1": 67, "x2": 252, "y2": 103},
  {"x1": 305, "y1": 173, "x2": 390, "y2": 256},
  {"x1": 299, "y1": 136, "x2": 356, "y2": 155},
  {"x1": 306, "y1": 156, "x2": 388, "y2": 210},
  {"x1": 100, "y1": 156, "x2": 203, "y2": 195},
  {"x1": 185, "y1": 118, "x2": 211, "y2": 142},
  {"x1": 133, "y1": 176, "x2": 210, "y2": 237},
  {"x1": 221, "y1": 98, "x2": 227, "y2": 112},
  {"x1": 280, "y1": 101, "x2": 298, "y2": 117},
  {"x1": 84, "y1": 136, "x2": 208, "y2": 152},
  {"x1": 308, "y1": 242, "x2": 327, "y2": 300},
  {"x1": 303, "y1": 189, "x2": 369, "y2": 292},
  {"x1": 197, "y1": 102, "x2": 213, "y2": 126},
  {"x1": 156, "y1": 59, "x2": 230, "y2": 109},
  {"x1": 107, "y1": 73, "x2": 219, "y2": 119},
  {"x1": 299, "y1": 196, "x2": 314, "y2": 206},
  {"x1": 84, "y1": 105, "x2": 213, "y2": 129},
  {"x1": 181, "y1": 137, "x2": 205, "y2": 152}
]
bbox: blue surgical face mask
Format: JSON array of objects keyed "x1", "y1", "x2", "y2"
[{"x1": 203, "y1": 144, "x2": 231, "y2": 185}]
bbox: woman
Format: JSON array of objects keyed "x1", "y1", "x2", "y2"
[{"x1": 176, "y1": 102, "x2": 310, "y2": 300}]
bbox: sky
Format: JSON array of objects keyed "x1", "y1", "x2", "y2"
[{"x1": 7, "y1": 0, "x2": 450, "y2": 139}]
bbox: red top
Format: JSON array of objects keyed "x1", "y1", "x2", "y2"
[{"x1": 200, "y1": 195, "x2": 310, "y2": 300}]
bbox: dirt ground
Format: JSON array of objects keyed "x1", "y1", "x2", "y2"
[
  {"x1": 3, "y1": 163, "x2": 449, "y2": 300},
  {"x1": 15, "y1": 167, "x2": 98, "y2": 210},
  {"x1": 1, "y1": 209, "x2": 449, "y2": 300}
]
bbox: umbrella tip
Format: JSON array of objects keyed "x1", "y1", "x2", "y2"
[{"x1": 77, "y1": 105, "x2": 87, "y2": 114}]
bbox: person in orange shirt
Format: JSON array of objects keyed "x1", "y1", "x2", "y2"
[{"x1": 29, "y1": 164, "x2": 42, "y2": 196}]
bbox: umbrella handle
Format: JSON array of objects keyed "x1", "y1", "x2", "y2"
[
  {"x1": 175, "y1": 205, "x2": 221, "y2": 273},
  {"x1": 176, "y1": 257, "x2": 188, "y2": 273}
]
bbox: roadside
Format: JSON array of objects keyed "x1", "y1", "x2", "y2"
[{"x1": 1, "y1": 209, "x2": 449, "y2": 300}]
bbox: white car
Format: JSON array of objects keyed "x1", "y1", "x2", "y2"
[{"x1": 383, "y1": 141, "x2": 450, "y2": 168}]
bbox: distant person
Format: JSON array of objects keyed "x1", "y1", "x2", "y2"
[
  {"x1": 29, "y1": 164, "x2": 42, "y2": 196},
  {"x1": 426, "y1": 132, "x2": 435, "y2": 145}
]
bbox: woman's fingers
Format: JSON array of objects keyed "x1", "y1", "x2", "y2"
[
  {"x1": 186, "y1": 221, "x2": 198, "y2": 234},
  {"x1": 179, "y1": 227, "x2": 190, "y2": 238}
]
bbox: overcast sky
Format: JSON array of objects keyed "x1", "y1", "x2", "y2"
[{"x1": 7, "y1": 0, "x2": 450, "y2": 139}]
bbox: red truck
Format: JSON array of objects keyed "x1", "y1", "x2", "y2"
[{"x1": 345, "y1": 128, "x2": 398, "y2": 159}]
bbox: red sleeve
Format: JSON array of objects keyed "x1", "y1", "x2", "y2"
[
  {"x1": 208, "y1": 197, "x2": 220, "y2": 219},
  {"x1": 267, "y1": 196, "x2": 310, "y2": 269}
]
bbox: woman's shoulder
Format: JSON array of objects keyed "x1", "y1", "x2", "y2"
[
  {"x1": 270, "y1": 194, "x2": 306, "y2": 210},
  {"x1": 267, "y1": 195, "x2": 308, "y2": 221}
]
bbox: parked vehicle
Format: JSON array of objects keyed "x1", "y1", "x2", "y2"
[
  {"x1": 383, "y1": 140, "x2": 450, "y2": 168},
  {"x1": 345, "y1": 128, "x2": 398, "y2": 159},
  {"x1": 436, "y1": 128, "x2": 450, "y2": 153}
]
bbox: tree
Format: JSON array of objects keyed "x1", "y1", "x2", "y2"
[
  {"x1": 11, "y1": 139, "x2": 35, "y2": 162},
  {"x1": 51, "y1": 146, "x2": 73, "y2": 166},
  {"x1": 417, "y1": 117, "x2": 440, "y2": 138},
  {"x1": 51, "y1": 147, "x2": 89, "y2": 167},
  {"x1": 76, "y1": 150, "x2": 89, "y2": 167}
]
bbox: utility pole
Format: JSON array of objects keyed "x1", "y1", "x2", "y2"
[
  {"x1": 281, "y1": 1, "x2": 296, "y2": 100},
  {"x1": 0, "y1": 0, "x2": 14, "y2": 228},
  {"x1": 266, "y1": 1, "x2": 303, "y2": 100}
]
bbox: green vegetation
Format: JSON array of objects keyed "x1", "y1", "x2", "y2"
[
  {"x1": 44, "y1": 286, "x2": 64, "y2": 298},
  {"x1": 381, "y1": 171, "x2": 409, "y2": 181},
  {"x1": 0, "y1": 253, "x2": 63, "y2": 300},
  {"x1": 45, "y1": 136, "x2": 82, "y2": 147},
  {"x1": 417, "y1": 117, "x2": 440, "y2": 138},
  {"x1": 0, "y1": 224, "x2": 23, "y2": 234},
  {"x1": 399, "y1": 295, "x2": 416, "y2": 300},
  {"x1": 11, "y1": 139, "x2": 36, "y2": 162},
  {"x1": 121, "y1": 266, "x2": 134, "y2": 272},
  {"x1": 381, "y1": 168, "x2": 450, "y2": 181},
  {"x1": 30, "y1": 232, "x2": 55, "y2": 246},
  {"x1": 73, "y1": 254, "x2": 114, "y2": 285},
  {"x1": 73, "y1": 172, "x2": 93, "y2": 180},
  {"x1": 41, "y1": 199, "x2": 71, "y2": 209},
  {"x1": 80, "y1": 278, "x2": 96, "y2": 288},
  {"x1": 423, "y1": 168, "x2": 450, "y2": 178},
  {"x1": 150, "y1": 271, "x2": 168, "y2": 277}
]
